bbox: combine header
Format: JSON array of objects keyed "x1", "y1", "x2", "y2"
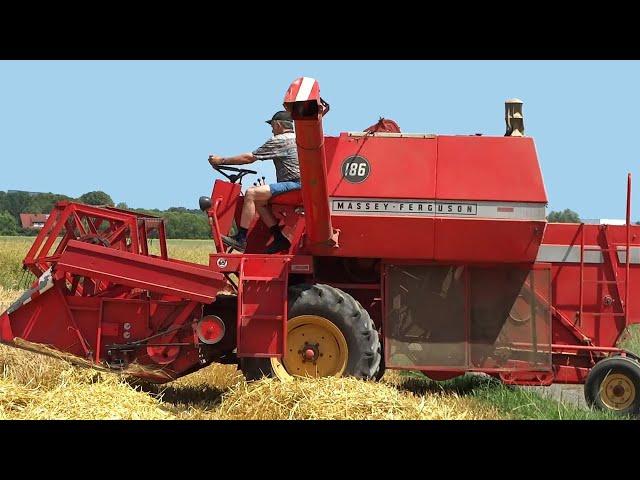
[{"x1": 3, "y1": 77, "x2": 640, "y2": 415}]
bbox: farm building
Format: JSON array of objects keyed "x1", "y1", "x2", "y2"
[{"x1": 19, "y1": 213, "x2": 50, "y2": 229}]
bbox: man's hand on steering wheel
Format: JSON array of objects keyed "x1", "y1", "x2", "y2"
[{"x1": 208, "y1": 154, "x2": 257, "y2": 183}]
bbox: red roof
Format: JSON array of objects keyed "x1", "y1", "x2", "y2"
[{"x1": 19, "y1": 213, "x2": 50, "y2": 229}]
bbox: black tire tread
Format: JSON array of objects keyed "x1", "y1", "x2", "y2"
[
  {"x1": 240, "y1": 283, "x2": 382, "y2": 381},
  {"x1": 584, "y1": 355, "x2": 640, "y2": 416}
]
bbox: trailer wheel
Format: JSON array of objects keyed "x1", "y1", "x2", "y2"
[
  {"x1": 584, "y1": 356, "x2": 640, "y2": 416},
  {"x1": 240, "y1": 284, "x2": 382, "y2": 381}
]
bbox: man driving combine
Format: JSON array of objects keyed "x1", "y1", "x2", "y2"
[{"x1": 208, "y1": 110, "x2": 300, "y2": 253}]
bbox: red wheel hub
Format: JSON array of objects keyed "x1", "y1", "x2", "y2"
[{"x1": 196, "y1": 315, "x2": 225, "y2": 344}]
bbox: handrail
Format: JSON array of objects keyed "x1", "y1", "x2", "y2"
[
  {"x1": 579, "y1": 223, "x2": 585, "y2": 326},
  {"x1": 211, "y1": 199, "x2": 225, "y2": 255},
  {"x1": 625, "y1": 173, "x2": 631, "y2": 326}
]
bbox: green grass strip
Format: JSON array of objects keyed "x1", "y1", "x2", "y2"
[{"x1": 398, "y1": 370, "x2": 630, "y2": 420}]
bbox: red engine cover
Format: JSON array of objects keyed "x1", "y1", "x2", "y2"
[{"x1": 313, "y1": 133, "x2": 547, "y2": 263}]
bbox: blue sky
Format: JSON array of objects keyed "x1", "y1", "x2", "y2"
[{"x1": 0, "y1": 60, "x2": 638, "y2": 220}]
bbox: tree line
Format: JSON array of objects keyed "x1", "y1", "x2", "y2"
[
  {"x1": 0, "y1": 189, "x2": 596, "y2": 239},
  {"x1": 0, "y1": 190, "x2": 211, "y2": 239}
]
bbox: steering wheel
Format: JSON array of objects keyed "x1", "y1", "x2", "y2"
[{"x1": 211, "y1": 164, "x2": 257, "y2": 184}]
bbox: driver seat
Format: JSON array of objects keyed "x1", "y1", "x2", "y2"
[{"x1": 270, "y1": 189, "x2": 303, "y2": 206}]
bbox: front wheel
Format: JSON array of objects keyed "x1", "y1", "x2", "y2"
[
  {"x1": 584, "y1": 356, "x2": 640, "y2": 416},
  {"x1": 240, "y1": 284, "x2": 381, "y2": 381}
]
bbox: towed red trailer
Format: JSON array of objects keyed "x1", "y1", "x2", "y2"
[{"x1": 2, "y1": 77, "x2": 640, "y2": 415}]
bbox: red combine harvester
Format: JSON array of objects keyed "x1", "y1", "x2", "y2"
[{"x1": 2, "y1": 77, "x2": 640, "y2": 415}]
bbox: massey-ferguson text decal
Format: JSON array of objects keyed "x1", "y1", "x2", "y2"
[
  {"x1": 332, "y1": 200, "x2": 477, "y2": 215},
  {"x1": 330, "y1": 198, "x2": 546, "y2": 220}
]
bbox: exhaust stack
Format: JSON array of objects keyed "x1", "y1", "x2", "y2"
[
  {"x1": 505, "y1": 98, "x2": 525, "y2": 136},
  {"x1": 283, "y1": 77, "x2": 338, "y2": 247}
]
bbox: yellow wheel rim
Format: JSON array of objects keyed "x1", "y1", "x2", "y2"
[
  {"x1": 271, "y1": 315, "x2": 348, "y2": 381},
  {"x1": 600, "y1": 373, "x2": 636, "y2": 411}
]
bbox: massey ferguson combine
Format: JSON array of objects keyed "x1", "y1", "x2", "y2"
[{"x1": 2, "y1": 77, "x2": 640, "y2": 415}]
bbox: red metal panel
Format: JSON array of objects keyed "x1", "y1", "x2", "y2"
[
  {"x1": 552, "y1": 365, "x2": 590, "y2": 384},
  {"x1": 237, "y1": 256, "x2": 290, "y2": 357},
  {"x1": 3, "y1": 284, "x2": 88, "y2": 357},
  {"x1": 210, "y1": 179, "x2": 242, "y2": 237},
  {"x1": 326, "y1": 134, "x2": 437, "y2": 199},
  {"x1": 436, "y1": 136, "x2": 547, "y2": 203},
  {"x1": 314, "y1": 205, "x2": 543, "y2": 263},
  {"x1": 209, "y1": 254, "x2": 243, "y2": 271},
  {"x1": 242, "y1": 256, "x2": 291, "y2": 279},
  {"x1": 100, "y1": 299, "x2": 150, "y2": 343},
  {"x1": 323, "y1": 136, "x2": 340, "y2": 170},
  {"x1": 542, "y1": 222, "x2": 640, "y2": 349},
  {"x1": 56, "y1": 240, "x2": 225, "y2": 303},
  {"x1": 542, "y1": 222, "x2": 599, "y2": 249},
  {"x1": 209, "y1": 253, "x2": 314, "y2": 275},
  {"x1": 320, "y1": 215, "x2": 435, "y2": 259},
  {"x1": 314, "y1": 134, "x2": 546, "y2": 263},
  {"x1": 433, "y1": 218, "x2": 545, "y2": 263},
  {"x1": 3, "y1": 283, "x2": 210, "y2": 380},
  {"x1": 1, "y1": 312, "x2": 13, "y2": 341}
]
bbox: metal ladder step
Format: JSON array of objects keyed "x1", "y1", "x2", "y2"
[{"x1": 578, "y1": 220, "x2": 630, "y2": 325}]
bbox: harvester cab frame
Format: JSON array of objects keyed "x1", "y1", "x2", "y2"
[{"x1": 2, "y1": 76, "x2": 640, "y2": 416}]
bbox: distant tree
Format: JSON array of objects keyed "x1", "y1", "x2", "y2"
[
  {"x1": 78, "y1": 191, "x2": 114, "y2": 206},
  {"x1": 547, "y1": 209, "x2": 580, "y2": 223},
  {"x1": 168, "y1": 206, "x2": 202, "y2": 215},
  {"x1": 136, "y1": 208, "x2": 162, "y2": 215},
  {"x1": 163, "y1": 211, "x2": 210, "y2": 239},
  {"x1": 0, "y1": 211, "x2": 19, "y2": 235},
  {"x1": 27, "y1": 192, "x2": 72, "y2": 214},
  {"x1": 3, "y1": 191, "x2": 31, "y2": 219},
  {"x1": 116, "y1": 202, "x2": 129, "y2": 210},
  {"x1": 19, "y1": 227, "x2": 41, "y2": 237}
]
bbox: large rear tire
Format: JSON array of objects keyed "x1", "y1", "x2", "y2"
[
  {"x1": 240, "y1": 284, "x2": 381, "y2": 381},
  {"x1": 584, "y1": 356, "x2": 640, "y2": 416}
]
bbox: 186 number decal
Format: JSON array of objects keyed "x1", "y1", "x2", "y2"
[{"x1": 342, "y1": 155, "x2": 370, "y2": 183}]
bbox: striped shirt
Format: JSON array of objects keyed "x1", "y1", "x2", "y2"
[{"x1": 252, "y1": 132, "x2": 300, "y2": 182}]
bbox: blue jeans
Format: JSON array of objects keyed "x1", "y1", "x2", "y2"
[{"x1": 269, "y1": 180, "x2": 301, "y2": 196}]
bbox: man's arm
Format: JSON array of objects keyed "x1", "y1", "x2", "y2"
[
  {"x1": 208, "y1": 153, "x2": 256, "y2": 167},
  {"x1": 209, "y1": 135, "x2": 286, "y2": 167}
]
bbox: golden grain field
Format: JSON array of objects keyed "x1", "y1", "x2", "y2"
[
  {"x1": 0, "y1": 343, "x2": 498, "y2": 420},
  {"x1": 0, "y1": 236, "x2": 500, "y2": 420}
]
